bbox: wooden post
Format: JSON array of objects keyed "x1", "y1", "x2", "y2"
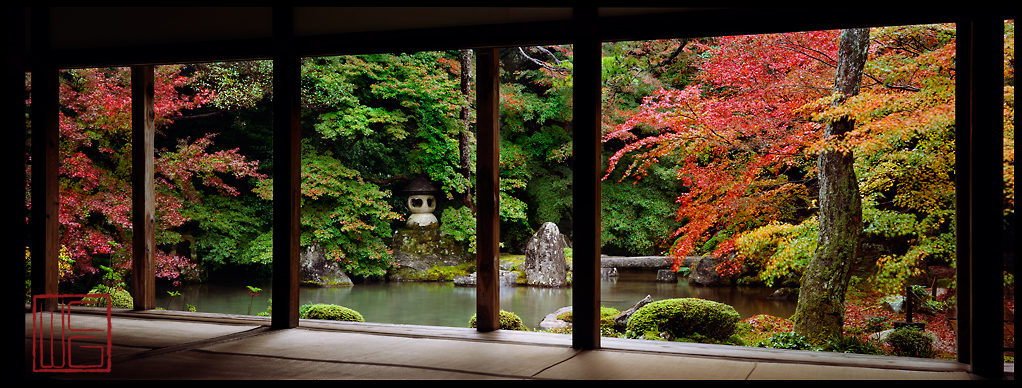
[
  {"x1": 571, "y1": 7, "x2": 602, "y2": 350},
  {"x1": 964, "y1": 15, "x2": 1005, "y2": 379},
  {"x1": 7, "y1": 7, "x2": 28, "y2": 376},
  {"x1": 954, "y1": 18, "x2": 973, "y2": 370},
  {"x1": 30, "y1": 7, "x2": 59, "y2": 311},
  {"x1": 474, "y1": 47, "x2": 500, "y2": 332},
  {"x1": 271, "y1": 7, "x2": 301, "y2": 329},
  {"x1": 131, "y1": 65, "x2": 156, "y2": 310}
]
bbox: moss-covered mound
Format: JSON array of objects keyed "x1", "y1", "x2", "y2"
[
  {"x1": 81, "y1": 285, "x2": 133, "y2": 308},
  {"x1": 301, "y1": 303, "x2": 365, "y2": 322},
  {"x1": 626, "y1": 298, "x2": 740, "y2": 340},
  {"x1": 468, "y1": 309, "x2": 530, "y2": 331}
]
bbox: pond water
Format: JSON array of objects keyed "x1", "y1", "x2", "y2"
[{"x1": 155, "y1": 269, "x2": 796, "y2": 330}]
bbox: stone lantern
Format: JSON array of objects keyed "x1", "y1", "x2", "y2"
[{"x1": 402, "y1": 176, "x2": 440, "y2": 228}]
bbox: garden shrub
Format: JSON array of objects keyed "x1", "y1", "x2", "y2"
[
  {"x1": 885, "y1": 327, "x2": 935, "y2": 358},
  {"x1": 625, "y1": 298, "x2": 740, "y2": 341},
  {"x1": 822, "y1": 335, "x2": 883, "y2": 355},
  {"x1": 81, "y1": 285, "x2": 133, "y2": 308},
  {"x1": 864, "y1": 316, "x2": 888, "y2": 333},
  {"x1": 468, "y1": 310, "x2": 529, "y2": 331},
  {"x1": 301, "y1": 303, "x2": 365, "y2": 322},
  {"x1": 758, "y1": 331, "x2": 817, "y2": 350}
]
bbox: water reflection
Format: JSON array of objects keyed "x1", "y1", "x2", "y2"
[{"x1": 156, "y1": 269, "x2": 796, "y2": 330}]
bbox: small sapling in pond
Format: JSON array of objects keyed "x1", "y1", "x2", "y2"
[
  {"x1": 167, "y1": 290, "x2": 181, "y2": 310},
  {"x1": 246, "y1": 286, "x2": 262, "y2": 315}
]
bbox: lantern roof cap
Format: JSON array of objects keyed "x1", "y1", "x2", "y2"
[{"x1": 403, "y1": 175, "x2": 439, "y2": 195}]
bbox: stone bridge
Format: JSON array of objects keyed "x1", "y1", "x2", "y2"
[
  {"x1": 597, "y1": 256, "x2": 705, "y2": 282},
  {"x1": 599, "y1": 256, "x2": 701, "y2": 269}
]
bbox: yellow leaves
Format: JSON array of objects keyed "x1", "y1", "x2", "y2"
[{"x1": 733, "y1": 217, "x2": 818, "y2": 287}]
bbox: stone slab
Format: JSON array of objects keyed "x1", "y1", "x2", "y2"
[
  {"x1": 198, "y1": 328, "x2": 580, "y2": 377},
  {"x1": 535, "y1": 349, "x2": 757, "y2": 379},
  {"x1": 745, "y1": 361, "x2": 972, "y2": 380}
]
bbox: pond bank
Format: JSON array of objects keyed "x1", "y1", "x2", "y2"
[{"x1": 156, "y1": 268, "x2": 797, "y2": 331}]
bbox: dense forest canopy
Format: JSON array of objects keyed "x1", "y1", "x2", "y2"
[{"x1": 26, "y1": 22, "x2": 1013, "y2": 302}]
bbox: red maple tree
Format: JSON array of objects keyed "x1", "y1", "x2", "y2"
[
  {"x1": 604, "y1": 30, "x2": 840, "y2": 269},
  {"x1": 28, "y1": 65, "x2": 265, "y2": 284}
]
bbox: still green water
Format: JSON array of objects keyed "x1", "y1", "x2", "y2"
[{"x1": 155, "y1": 269, "x2": 796, "y2": 330}]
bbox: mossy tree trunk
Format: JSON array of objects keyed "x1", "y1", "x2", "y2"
[
  {"x1": 457, "y1": 48, "x2": 476, "y2": 213},
  {"x1": 793, "y1": 28, "x2": 870, "y2": 345}
]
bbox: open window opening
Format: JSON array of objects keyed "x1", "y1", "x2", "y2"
[{"x1": 595, "y1": 22, "x2": 1014, "y2": 360}]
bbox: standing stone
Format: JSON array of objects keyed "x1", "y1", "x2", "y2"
[
  {"x1": 656, "y1": 269, "x2": 677, "y2": 282},
  {"x1": 523, "y1": 222, "x2": 568, "y2": 287},
  {"x1": 613, "y1": 295, "x2": 654, "y2": 332},
  {"x1": 688, "y1": 256, "x2": 732, "y2": 286},
  {"x1": 300, "y1": 244, "x2": 353, "y2": 287},
  {"x1": 601, "y1": 267, "x2": 619, "y2": 278}
]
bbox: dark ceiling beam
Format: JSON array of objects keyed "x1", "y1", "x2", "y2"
[{"x1": 27, "y1": 7, "x2": 1012, "y2": 69}]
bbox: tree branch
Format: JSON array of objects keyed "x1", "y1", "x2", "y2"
[
  {"x1": 365, "y1": 174, "x2": 412, "y2": 185},
  {"x1": 518, "y1": 47, "x2": 571, "y2": 76},
  {"x1": 651, "y1": 39, "x2": 689, "y2": 77}
]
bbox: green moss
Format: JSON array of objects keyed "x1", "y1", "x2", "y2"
[
  {"x1": 468, "y1": 310, "x2": 529, "y2": 331},
  {"x1": 626, "y1": 298, "x2": 740, "y2": 341},
  {"x1": 81, "y1": 285, "x2": 133, "y2": 308},
  {"x1": 556, "y1": 306, "x2": 620, "y2": 329},
  {"x1": 398, "y1": 262, "x2": 475, "y2": 282},
  {"x1": 301, "y1": 303, "x2": 365, "y2": 322}
]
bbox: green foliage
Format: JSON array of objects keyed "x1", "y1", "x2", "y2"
[
  {"x1": 625, "y1": 298, "x2": 740, "y2": 341},
  {"x1": 600, "y1": 179, "x2": 682, "y2": 255},
  {"x1": 298, "y1": 302, "x2": 315, "y2": 319},
  {"x1": 255, "y1": 146, "x2": 402, "y2": 277},
  {"x1": 245, "y1": 285, "x2": 261, "y2": 315},
  {"x1": 758, "y1": 331, "x2": 817, "y2": 351},
  {"x1": 182, "y1": 194, "x2": 270, "y2": 268},
  {"x1": 82, "y1": 285, "x2": 133, "y2": 309},
  {"x1": 440, "y1": 205, "x2": 476, "y2": 254},
  {"x1": 301, "y1": 303, "x2": 365, "y2": 322},
  {"x1": 864, "y1": 316, "x2": 889, "y2": 333},
  {"x1": 192, "y1": 60, "x2": 273, "y2": 110},
  {"x1": 468, "y1": 310, "x2": 530, "y2": 331},
  {"x1": 821, "y1": 335, "x2": 883, "y2": 355},
  {"x1": 733, "y1": 217, "x2": 818, "y2": 286},
  {"x1": 885, "y1": 326, "x2": 936, "y2": 358}
]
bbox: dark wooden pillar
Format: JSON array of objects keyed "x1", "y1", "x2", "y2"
[
  {"x1": 954, "y1": 17, "x2": 973, "y2": 372},
  {"x1": 956, "y1": 15, "x2": 1005, "y2": 379},
  {"x1": 30, "y1": 7, "x2": 59, "y2": 311},
  {"x1": 131, "y1": 65, "x2": 156, "y2": 310},
  {"x1": 7, "y1": 6, "x2": 28, "y2": 377},
  {"x1": 271, "y1": 7, "x2": 301, "y2": 329},
  {"x1": 474, "y1": 47, "x2": 500, "y2": 332},
  {"x1": 571, "y1": 7, "x2": 602, "y2": 350}
]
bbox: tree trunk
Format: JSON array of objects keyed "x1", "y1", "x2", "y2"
[
  {"x1": 793, "y1": 28, "x2": 870, "y2": 344},
  {"x1": 458, "y1": 48, "x2": 476, "y2": 213}
]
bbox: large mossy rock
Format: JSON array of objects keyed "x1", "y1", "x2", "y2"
[
  {"x1": 390, "y1": 228, "x2": 471, "y2": 281},
  {"x1": 300, "y1": 244, "x2": 353, "y2": 287},
  {"x1": 688, "y1": 256, "x2": 733, "y2": 286},
  {"x1": 626, "y1": 298, "x2": 740, "y2": 340},
  {"x1": 523, "y1": 222, "x2": 568, "y2": 287}
]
